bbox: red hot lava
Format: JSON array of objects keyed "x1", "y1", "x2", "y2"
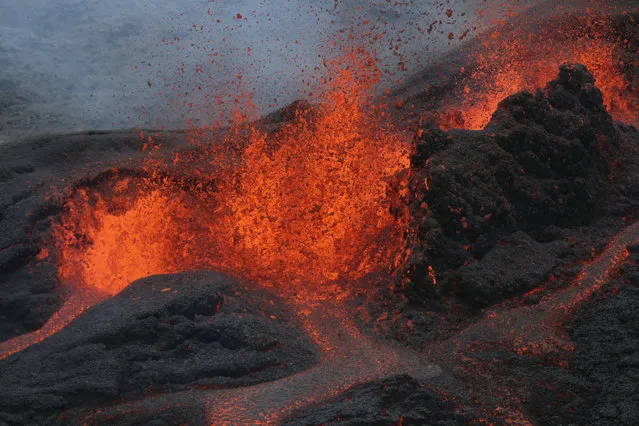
[
  {"x1": 0, "y1": 48, "x2": 435, "y2": 425},
  {"x1": 0, "y1": 50, "x2": 413, "y2": 363},
  {"x1": 436, "y1": 7, "x2": 639, "y2": 130},
  {"x1": 55, "y1": 51, "x2": 411, "y2": 296}
]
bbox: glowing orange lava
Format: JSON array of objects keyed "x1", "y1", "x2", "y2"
[
  {"x1": 437, "y1": 14, "x2": 638, "y2": 130},
  {"x1": 53, "y1": 49, "x2": 411, "y2": 299},
  {"x1": 55, "y1": 187, "x2": 187, "y2": 295},
  {"x1": 31, "y1": 50, "x2": 421, "y2": 425},
  {"x1": 3, "y1": 5, "x2": 639, "y2": 424},
  {"x1": 210, "y1": 55, "x2": 411, "y2": 286}
]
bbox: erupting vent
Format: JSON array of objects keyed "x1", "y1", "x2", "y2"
[
  {"x1": 54, "y1": 51, "x2": 411, "y2": 296},
  {"x1": 436, "y1": 12, "x2": 639, "y2": 129}
]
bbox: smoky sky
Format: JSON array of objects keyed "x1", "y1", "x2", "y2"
[{"x1": 0, "y1": 0, "x2": 546, "y2": 137}]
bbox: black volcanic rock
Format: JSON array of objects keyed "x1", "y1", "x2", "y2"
[
  {"x1": 454, "y1": 231, "x2": 564, "y2": 304},
  {"x1": 0, "y1": 271, "x2": 318, "y2": 426},
  {"x1": 483, "y1": 64, "x2": 621, "y2": 232},
  {"x1": 0, "y1": 130, "x2": 194, "y2": 343},
  {"x1": 561, "y1": 271, "x2": 639, "y2": 426},
  {"x1": 0, "y1": 40, "x2": 637, "y2": 426},
  {"x1": 408, "y1": 64, "x2": 630, "y2": 305},
  {"x1": 487, "y1": 261, "x2": 639, "y2": 426},
  {"x1": 284, "y1": 375, "x2": 470, "y2": 426}
]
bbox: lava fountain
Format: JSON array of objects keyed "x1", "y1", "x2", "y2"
[
  {"x1": 47, "y1": 49, "x2": 424, "y2": 424},
  {"x1": 2, "y1": 4, "x2": 638, "y2": 424},
  {"x1": 55, "y1": 50, "x2": 411, "y2": 294},
  {"x1": 436, "y1": 7, "x2": 639, "y2": 130},
  {"x1": 0, "y1": 49, "x2": 412, "y2": 361}
]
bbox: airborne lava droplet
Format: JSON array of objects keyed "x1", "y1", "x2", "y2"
[
  {"x1": 54, "y1": 48, "x2": 411, "y2": 295},
  {"x1": 436, "y1": 10, "x2": 639, "y2": 130}
]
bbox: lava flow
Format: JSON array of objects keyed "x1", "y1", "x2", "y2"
[
  {"x1": 58, "y1": 283, "x2": 442, "y2": 425},
  {"x1": 423, "y1": 220, "x2": 639, "y2": 423}
]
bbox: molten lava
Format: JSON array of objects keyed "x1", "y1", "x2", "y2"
[
  {"x1": 212, "y1": 64, "x2": 411, "y2": 286},
  {"x1": 437, "y1": 12, "x2": 639, "y2": 130},
  {"x1": 33, "y1": 51, "x2": 423, "y2": 426},
  {"x1": 54, "y1": 51, "x2": 411, "y2": 299},
  {"x1": 55, "y1": 187, "x2": 185, "y2": 296}
]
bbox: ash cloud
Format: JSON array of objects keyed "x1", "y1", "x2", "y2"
[{"x1": 0, "y1": 0, "x2": 542, "y2": 140}]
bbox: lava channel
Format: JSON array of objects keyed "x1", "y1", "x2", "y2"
[{"x1": 57, "y1": 284, "x2": 441, "y2": 424}]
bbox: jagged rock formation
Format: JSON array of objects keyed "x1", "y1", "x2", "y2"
[{"x1": 408, "y1": 64, "x2": 639, "y2": 306}]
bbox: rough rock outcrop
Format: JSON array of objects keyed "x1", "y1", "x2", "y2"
[
  {"x1": 284, "y1": 375, "x2": 470, "y2": 425},
  {"x1": 0, "y1": 271, "x2": 318, "y2": 425},
  {"x1": 408, "y1": 64, "x2": 636, "y2": 305}
]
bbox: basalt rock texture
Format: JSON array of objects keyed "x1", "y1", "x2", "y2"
[
  {"x1": 0, "y1": 271, "x2": 318, "y2": 426},
  {"x1": 408, "y1": 64, "x2": 639, "y2": 307},
  {"x1": 558, "y1": 258, "x2": 639, "y2": 424},
  {"x1": 454, "y1": 231, "x2": 568, "y2": 305},
  {"x1": 284, "y1": 375, "x2": 470, "y2": 425},
  {"x1": 436, "y1": 250, "x2": 639, "y2": 426}
]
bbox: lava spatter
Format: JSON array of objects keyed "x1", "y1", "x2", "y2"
[
  {"x1": 435, "y1": 6, "x2": 639, "y2": 130},
  {"x1": 1, "y1": 4, "x2": 638, "y2": 424},
  {"x1": 1, "y1": 50, "x2": 412, "y2": 367},
  {"x1": 54, "y1": 49, "x2": 411, "y2": 295}
]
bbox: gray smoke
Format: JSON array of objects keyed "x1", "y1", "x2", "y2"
[{"x1": 0, "y1": 0, "x2": 544, "y2": 140}]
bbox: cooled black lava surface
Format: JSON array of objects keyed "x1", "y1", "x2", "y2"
[
  {"x1": 553, "y1": 251, "x2": 639, "y2": 425},
  {"x1": 0, "y1": 271, "x2": 318, "y2": 425},
  {"x1": 437, "y1": 251, "x2": 639, "y2": 426},
  {"x1": 284, "y1": 375, "x2": 470, "y2": 426},
  {"x1": 408, "y1": 64, "x2": 639, "y2": 308}
]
